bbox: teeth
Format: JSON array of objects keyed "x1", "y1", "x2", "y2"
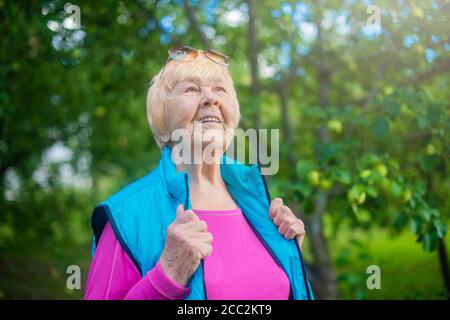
[{"x1": 200, "y1": 116, "x2": 220, "y2": 123}]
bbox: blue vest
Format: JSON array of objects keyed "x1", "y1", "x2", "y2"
[{"x1": 91, "y1": 145, "x2": 314, "y2": 300}]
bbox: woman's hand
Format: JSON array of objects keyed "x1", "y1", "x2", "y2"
[
  {"x1": 269, "y1": 198, "x2": 306, "y2": 249},
  {"x1": 159, "y1": 204, "x2": 213, "y2": 287}
]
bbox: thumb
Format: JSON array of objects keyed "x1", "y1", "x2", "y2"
[
  {"x1": 176, "y1": 204, "x2": 197, "y2": 223},
  {"x1": 176, "y1": 204, "x2": 186, "y2": 222}
]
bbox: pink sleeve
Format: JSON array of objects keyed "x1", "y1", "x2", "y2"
[{"x1": 84, "y1": 222, "x2": 190, "y2": 300}]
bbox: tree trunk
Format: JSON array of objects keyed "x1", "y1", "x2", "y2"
[
  {"x1": 246, "y1": 0, "x2": 261, "y2": 131},
  {"x1": 304, "y1": 5, "x2": 340, "y2": 299},
  {"x1": 438, "y1": 238, "x2": 450, "y2": 299},
  {"x1": 426, "y1": 172, "x2": 450, "y2": 299},
  {"x1": 277, "y1": 78, "x2": 295, "y2": 167},
  {"x1": 304, "y1": 193, "x2": 339, "y2": 299},
  {"x1": 277, "y1": 67, "x2": 338, "y2": 298}
]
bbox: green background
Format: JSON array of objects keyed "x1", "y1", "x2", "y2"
[{"x1": 1, "y1": 0, "x2": 449, "y2": 299}]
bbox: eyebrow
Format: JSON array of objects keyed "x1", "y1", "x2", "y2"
[
  {"x1": 182, "y1": 76, "x2": 202, "y2": 84},
  {"x1": 180, "y1": 76, "x2": 226, "y2": 86}
]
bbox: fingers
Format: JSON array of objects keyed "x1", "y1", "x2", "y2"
[
  {"x1": 273, "y1": 205, "x2": 292, "y2": 226},
  {"x1": 176, "y1": 204, "x2": 184, "y2": 217},
  {"x1": 284, "y1": 220, "x2": 305, "y2": 240},
  {"x1": 269, "y1": 199, "x2": 306, "y2": 240},
  {"x1": 176, "y1": 204, "x2": 199, "y2": 223},
  {"x1": 192, "y1": 230, "x2": 213, "y2": 241},
  {"x1": 185, "y1": 210, "x2": 200, "y2": 222},
  {"x1": 184, "y1": 219, "x2": 208, "y2": 232},
  {"x1": 269, "y1": 198, "x2": 283, "y2": 219},
  {"x1": 196, "y1": 242, "x2": 213, "y2": 258},
  {"x1": 278, "y1": 216, "x2": 295, "y2": 234},
  {"x1": 191, "y1": 229, "x2": 213, "y2": 261},
  {"x1": 175, "y1": 204, "x2": 186, "y2": 222}
]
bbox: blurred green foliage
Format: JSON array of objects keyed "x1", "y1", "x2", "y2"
[{"x1": 0, "y1": 0, "x2": 448, "y2": 299}]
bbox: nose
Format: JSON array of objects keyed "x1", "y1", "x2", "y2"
[{"x1": 200, "y1": 89, "x2": 219, "y2": 108}]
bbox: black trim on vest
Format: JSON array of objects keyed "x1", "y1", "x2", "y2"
[
  {"x1": 294, "y1": 233, "x2": 313, "y2": 300},
  {"x1": 182, "y1": 177, "x2": 208, "y2": 300},
  {"x1": 260, "y1": 168, "x2": 272, "y2": 207},
  {"x1": 91, "y1": 204, "x2": 142, "y2": 275}
]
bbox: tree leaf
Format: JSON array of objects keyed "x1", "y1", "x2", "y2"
[
  {"x1": 371, "y1": 117, "x2": 390, "y2": 139},
  {"x1": 433, "y1": 220, "x2": 448, "y2": 238},
  {"x1": 422, "y1": 232, "x2": 439, "y2": 252},
  {"x1": 410, "y1": 217, "x2": 422, "y2": 235},
  {"x1": 419, "y1": 155, "x2": 440, "y2": 173}
]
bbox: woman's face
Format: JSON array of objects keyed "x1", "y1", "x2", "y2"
[{"x1": 164, "y1": 73, "x2": 239, "y2": 156}]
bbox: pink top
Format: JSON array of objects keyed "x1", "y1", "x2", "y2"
[{"x1": 84, "y1": 208, "x2": 291, "y2": 300}]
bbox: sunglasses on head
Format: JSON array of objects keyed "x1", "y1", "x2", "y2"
[{"x1": 158, "y1": 46, "x2": 230, "y2": 81}]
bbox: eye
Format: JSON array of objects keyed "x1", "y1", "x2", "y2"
[
  {"x1": 184, "y1": 86, "x2": 199, "y2": 93},
  {"x1": 214, "y1": 86, "x2": 227, "y2": 93}
]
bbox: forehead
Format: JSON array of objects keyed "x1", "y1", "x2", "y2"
[
  {"x1": 162, "y1": 57, "x2": 234, "y2": 90},
  {"x1": 175, "y1": 75, "x2": 230, "y2": 86}
]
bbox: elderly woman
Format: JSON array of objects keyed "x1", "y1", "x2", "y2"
[{"x1": 85, "y1": 46, "x2": 313, "y2": 300}]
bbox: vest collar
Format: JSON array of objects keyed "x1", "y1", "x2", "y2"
[{"x1": 158, "y1": 145, "x2": 268, "y2": 208}]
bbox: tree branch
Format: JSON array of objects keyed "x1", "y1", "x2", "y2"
[
  {"x1": 245, "y1": 0, "x2": 261, "y2": 130},
  {"x1": 1, "y1": 151, "x2": 28, "y2": 177},
  {"x1": 182, "y1": 0, "x2": 212, "y2": 49},
  {"x1": 403, "y1": 56, "x2": 450, "y2": 85}
]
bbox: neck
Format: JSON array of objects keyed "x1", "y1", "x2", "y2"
[
  {"x1": 177, "y1": 161, "x2": 223, "y2": 187},
  {"x1": 171, "y1": 146, "x2": 224, "y2": 187}
]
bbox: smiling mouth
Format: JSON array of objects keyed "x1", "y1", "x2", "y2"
[{"x1": 197, "y1": 116, "x2": 222, "y2": 124}]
